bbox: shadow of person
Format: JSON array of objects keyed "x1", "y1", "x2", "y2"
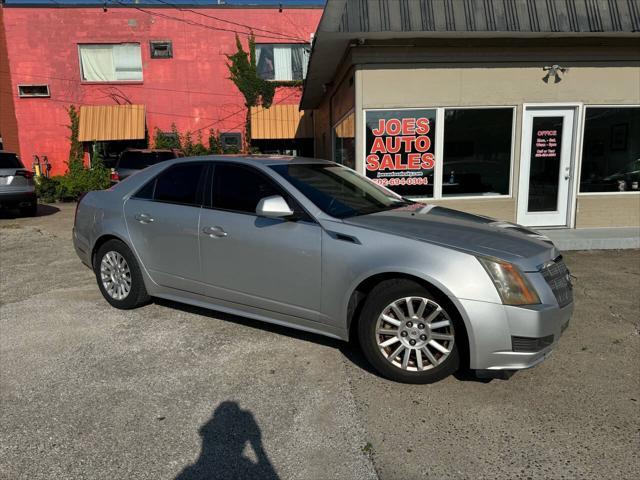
[{"x1": 175, "y1": 401, "x2": 279, "y2": 480}]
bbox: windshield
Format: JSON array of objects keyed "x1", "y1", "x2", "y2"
[
  {"x1": 269, "y1": 163, "x2": 413, "y2": 218},
  {"x1": 118, "y1": 151, "x2": 175, "y2": 169},
  {"x1": 0, "y1": 152, "x2": 23, "y2": 169}
]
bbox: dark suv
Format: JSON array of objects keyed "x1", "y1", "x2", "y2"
[
  {"x1": 110, "y1": 149, "x2": 178, "y2": 183},
  {"x1": 0, "y1": 151, "x2": 37, "y2": 216}
]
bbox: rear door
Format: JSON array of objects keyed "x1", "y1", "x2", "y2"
[
  {"x1": 197, "y1": 162, "x2": 322, "y2": 321},
  {"x1": 124, "y1": 162, "x2": 207, "y2": 290}
]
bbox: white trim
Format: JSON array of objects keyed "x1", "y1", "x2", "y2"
[
  {"x1": 517, "y1": 105, "x2": 580, "y2": 227},
  {"x1": 361, "y1": 105, "x2": 517, "y2": 200},
  {"x1": 577, "y1": 191, "x2": 640, "y2": 196},
  {"x1": 433, "y1": 107, "x2": 444, "y2": 199}
]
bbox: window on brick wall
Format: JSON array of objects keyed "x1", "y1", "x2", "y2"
[
  {"x1": 255, "y1": 44, "x2": 310, "y2": 81},
  {"x1": 150, "y1": 41, "x2": 173, "y2": 59},
  {"x1": 18, "y1": 85, "x2": 50, "y2": 97},
  {"x1": 79, "y1": 43, "x2": 143, "y2": 82}
]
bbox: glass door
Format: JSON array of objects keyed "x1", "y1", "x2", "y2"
[{"x1": 517, "y1": 108, "x2": 575, "y2": 227}]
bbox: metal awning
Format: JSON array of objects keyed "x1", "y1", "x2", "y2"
[
  {"x1": 78, "y1": 104, "x2": 145, "y2": 142},
  {"x1": 250, "y1": 104, "x2": 313, "y2": 140}
]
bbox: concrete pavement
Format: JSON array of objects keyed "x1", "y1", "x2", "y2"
[{"x1": 1, "y1": 204, "x2": 638, "y2": 479}]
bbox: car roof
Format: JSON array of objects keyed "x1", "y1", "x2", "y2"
[
  {"x1": 122, "y1": 149, "x2": 175, "y2": 153},
  {"x1": 163, "y1": 155, "x2": 335, "y2": 167}
]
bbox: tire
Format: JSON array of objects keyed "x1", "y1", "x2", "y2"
[
  {"x1": 94, "y1": 239, "x2": 150, "y2": 309},
  {"x1": 20, "y1": 204, "x2": 38, "y2": 217},
  {"x1": 358, "y1": 279, "x2": 461, "y2": 384}
]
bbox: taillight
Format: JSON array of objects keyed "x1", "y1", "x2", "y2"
[
  {"x1": 15, "y1": 169, "x2": 34, "y2": 179},
  {"x1": 74, "y1": 192, "x2": 87, "y2": 225},
  {"x1": 110, "y1": 168, "x2": 120, "y2": 182}
]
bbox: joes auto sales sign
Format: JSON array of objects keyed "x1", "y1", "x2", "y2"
[{"x1": 365, "y1": 109, "x2": 436, "y2": 196}]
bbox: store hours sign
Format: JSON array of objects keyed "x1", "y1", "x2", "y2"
[{"x1": 365, "y1": 109, "x2": 436, "y2": 196}]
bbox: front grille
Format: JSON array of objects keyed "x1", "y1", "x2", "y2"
[
  {"x1": 540, "y1": 255, "x2": 573, "y2": 308},
  {"x1": 511, "y1": 335, "x2": 554, "y2": 353}
]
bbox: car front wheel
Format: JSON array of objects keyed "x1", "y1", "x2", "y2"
[
  {"x1": 94, "y1": 239, "x2": 150, "y2": 309},
  {"x1": 358, "y1": 279, "x2": 461, "y2": 384}
]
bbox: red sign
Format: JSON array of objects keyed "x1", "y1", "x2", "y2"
[{"x1": 365, "y1": 110, "x2": 436, "y2": 196}]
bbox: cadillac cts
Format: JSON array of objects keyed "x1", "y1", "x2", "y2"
[{"x1": 73, "y1": 157, "x2": 573, "y2": 383}]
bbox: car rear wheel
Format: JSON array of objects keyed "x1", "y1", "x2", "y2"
[
  {"x1": 358, "y1": 279, "x2": 461, "y2": 384},
  {"x1": 94, "y1": 239, "x2": 150, "y2": 309}
]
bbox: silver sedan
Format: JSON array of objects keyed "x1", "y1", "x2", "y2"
[{"x1": 73, "y1": 156, "x2": 573, "y2": 383}]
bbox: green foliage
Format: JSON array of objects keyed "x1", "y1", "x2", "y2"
[
  {"x1": 53, "y1": 154, "x2": 110, "y2": 202},
  {"x1": 67, "y1": 105, "x2": 83, "y2": 163},
  {"x1": 226, "y1": 34, "x2": 276, "y2": 109},
  {"x1": 35, "y1": 176, "x2": 60, "y2": 203},
  {"x1": 153, "y1": 124, "x2": 182, "y2": 150},
  {"x1": 182, "y1": 131, "x2": 208, "y2": 157},
  {"x1": 208, "y1": 129, "x2": 223, "y2": 154},
  {"x1": 36, "y1": 120, "x2": 111, "y2": 203},
  {"x1": 226, "y1": 34, "x2": 277, "y2": 149}
]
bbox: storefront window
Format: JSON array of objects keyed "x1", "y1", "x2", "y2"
[
  {"x1": 442, "y1": 108, "x2": 513, "y2": 197},
  {"x1": 333, "y1": 111, "x2": 355, "y2": 169},
  {"x1": 580, "y1": 107, "x2": 640, "y2": 193},
  {"x1": 365, "y1": 109, "x2": 436, "y2": 197}
]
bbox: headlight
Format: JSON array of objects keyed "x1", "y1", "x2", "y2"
[{"x1": 477, "y1": 256, "x2": 540, "y2": 306}]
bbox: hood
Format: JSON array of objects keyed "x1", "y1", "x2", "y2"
[{"x1": 343, "y1": 204, "x2": 557, "y2": 271}]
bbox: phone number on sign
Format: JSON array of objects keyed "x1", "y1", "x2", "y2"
[{"x1": 373, "y1": 177, "x2": 430, "y2": 187}]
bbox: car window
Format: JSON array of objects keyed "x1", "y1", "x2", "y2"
[
  {"x1": 0, "y1": 152, "x2": 23, "y2": 169},
  {"x1": 119, "y1": 151, "x2": 175, "y2": 169},
  {"x1": 269, "y1": 163, "x2": 412, "y2": 218},
  {"x1": 211, "y1": 164, "x2": 283, "y2": 214},
  {"x1": 153, "y1": 163, "x2": 206, "y2": 206}
]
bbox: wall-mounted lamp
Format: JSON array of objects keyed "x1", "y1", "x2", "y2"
[{"x1": 542, "y1": 64, "x2": 568, "y2": 83}]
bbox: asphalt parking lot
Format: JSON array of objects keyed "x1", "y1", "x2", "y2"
[{"x1": 1, "y1": 204, "x2": 639, "y2": 479}]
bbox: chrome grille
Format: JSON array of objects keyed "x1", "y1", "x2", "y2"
[{"x1": 540, "y1": 256, "x2": 573, "y2": 308}]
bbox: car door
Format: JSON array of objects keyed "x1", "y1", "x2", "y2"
[
  {"x1": 198, "y1": 162, "x2": 322, "y2": 321},
  {"x1": 124, "y1": 162, "x2": 207, "y2": 291}
]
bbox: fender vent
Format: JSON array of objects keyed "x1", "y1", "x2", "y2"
[{"x1": 328, "y1": 231, "x2": 360, "y2": 244}]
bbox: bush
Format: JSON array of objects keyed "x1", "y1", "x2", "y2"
[
  {"x1": 36, "y1": 157, "x2": 111, "y2": 203},
  {"x1": 35, "y1": 176, "x2": 60, "y2": 203}
]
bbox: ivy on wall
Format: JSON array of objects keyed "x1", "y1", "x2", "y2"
[{"x1": 226, "y1": 34, "x2": 302, "y2": 152}]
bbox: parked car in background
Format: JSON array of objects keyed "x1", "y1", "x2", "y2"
[
  {"x1": 73, "y1": 156, "x2": 573, "y2": 384},
  {"x1": 0, "y1": 151, "x2": 37, "y2": 216},
  {"x1": 110, "y1": 149, "x2": 178, "y2": 184}
]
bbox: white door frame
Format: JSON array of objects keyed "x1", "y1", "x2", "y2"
[{"x1": 517, "y1": 103, "x2": 583, "y2": 227}]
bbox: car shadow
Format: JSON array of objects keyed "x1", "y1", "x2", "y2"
[
  {"x1": 0, "y1": 203, "x2": 60, "y2": 219},
  {"x1": 153, "y1": 298, "x2": 506, "y2": 384},
  {"x1": 175, "y1": 401, "x2": 279, "y2": 480}
]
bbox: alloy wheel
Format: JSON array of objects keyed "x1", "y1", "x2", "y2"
[
  {"x1": 375, "y1": 296, "x2": 455, "y2": 371},
  {"x1": 100, "y1": 251, "x2": 132, "y2": 301}
]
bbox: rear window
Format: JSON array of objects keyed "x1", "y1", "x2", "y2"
[
  {"x1": 118, "y1": 151, "x2": 175, "y2": 169},
  {"x1": 0, "y1": 152, "x2": 23, "y2": 169}
]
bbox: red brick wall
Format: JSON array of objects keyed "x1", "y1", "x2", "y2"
[
  {"x1": 0, "y1": 7, "x2": 20, "y2": 156},
  {"x1": 1, "y1": 5, "x2": 321, "y2": 174}
]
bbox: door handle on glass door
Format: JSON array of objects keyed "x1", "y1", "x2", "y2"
[
  {"x1": 202, "y1": 226, "x2": 228, "y2": 238},
  {"x1": 134, "y1": 213, "x2": 154, "y2": 224}
]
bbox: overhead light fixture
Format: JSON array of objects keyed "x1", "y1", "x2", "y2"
[{"x1": 542, "y1": 64, "x2": 568, "y2": 83}]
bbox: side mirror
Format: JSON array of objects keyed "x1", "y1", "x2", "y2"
[{"x1": 256, "y1": 195, "x2": 294, "y2": 219}]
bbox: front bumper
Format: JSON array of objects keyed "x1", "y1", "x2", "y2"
[{"x1": 461, "y1": 298, "x2": 573, "y2": 371}]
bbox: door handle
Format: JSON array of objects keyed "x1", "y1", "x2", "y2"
[
  {"x1": 202, "y1": 226, "x2": 227, "y2": 238},
  {"x1": 134, "y1": 213, "x2": 154, "y2": 224}
]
